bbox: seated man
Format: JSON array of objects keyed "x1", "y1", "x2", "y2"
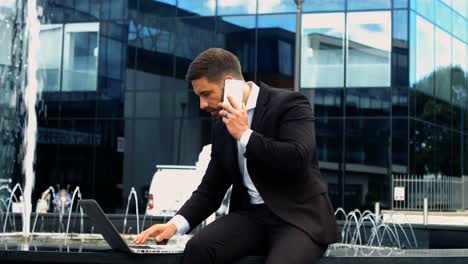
[
  {"x1": 134, "y1": 48, "x2": 339, "y2": 264},
  {"x1": 53, "y1": 188, "x2": 71, "y2": 214}
]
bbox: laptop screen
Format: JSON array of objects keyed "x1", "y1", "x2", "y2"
[{"x1": 79, "y1": 199, "x2": 131, "y2": 253}]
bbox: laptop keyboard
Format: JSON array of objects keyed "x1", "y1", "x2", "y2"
[{"x1": 130, "y1": 245, "x2": 158, "y2": 249}]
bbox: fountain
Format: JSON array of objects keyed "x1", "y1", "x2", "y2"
[
  {"x1": 31, "y1": 186, "x2": 55, "y2": 235},
  {"x1": 2, "y1": 183, "x2": 24, "y2": 234},
  {"x1": 21, "y1": 0, "x2": 41, "y2": 239},
  {"x1": 334, "y1": 207, "x2": 418, "y2": 250},
  {"x1": 122, "y1": 187, "x2": 139, "y2": 235},
  {"x1": 64, "y1": 187, "x2": 84, "y2": 243}
]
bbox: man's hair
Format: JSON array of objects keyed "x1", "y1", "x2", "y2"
[{"x1": 185, "y1": 48, "x2": 243, "y2": 83}]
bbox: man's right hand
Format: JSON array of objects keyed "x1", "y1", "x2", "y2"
[{"x1": 132, "y1": 223, "x2": 177, "y2": 244}]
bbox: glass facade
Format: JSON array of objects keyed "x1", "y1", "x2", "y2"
[
  {"x1": 0, "y1": 0, "x2": 467, "y2": 213},
  {"x1": 0, "y1": 0, "x2": 24, "y2": 192}
]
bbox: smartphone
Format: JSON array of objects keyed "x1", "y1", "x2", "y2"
[{"x1": 223, "y1": 79, "x2": 244, "y2": 108}]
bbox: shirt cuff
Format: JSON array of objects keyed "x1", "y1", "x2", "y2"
[
  {"x1": 168, "y1": 215, "x2": 191, "y2": 235},
  {"x1": 239, "y1": 129, "x2": 253, "y2": 151}
]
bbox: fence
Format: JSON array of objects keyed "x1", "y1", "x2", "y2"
[{"x1": 392, "y1": 174, "x2": 468, "y2": 211}]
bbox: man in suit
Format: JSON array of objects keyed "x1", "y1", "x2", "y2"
[{"x1": 134, "y1": 48, "x2": 339, "y2": 263}]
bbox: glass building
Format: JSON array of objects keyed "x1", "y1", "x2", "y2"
[{"x1": 0, "y1": 0, "x2": 467, "y2": 213}]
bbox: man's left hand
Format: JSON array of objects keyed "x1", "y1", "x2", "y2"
[{"x1": 219, "y1": 96, "x2": 248, "y2": 140}]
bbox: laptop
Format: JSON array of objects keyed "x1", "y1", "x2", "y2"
[{"x1": 79, "y1": 199, "x2": 184, "y2": 254}]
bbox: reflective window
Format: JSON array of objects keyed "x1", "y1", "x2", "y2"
[
  {"x1": 301, "y1": 13, "x2": 345, "y2": 88},
  {"x1": 452, "y1": 37, "x2": 467, "y2": 108},
  {"x1": 411, "y1": 14, "x2": 434, "y2": 95},
  {"x1": 451, "y1": 131, "x2": 462, "y2": 176},
  {"x1": 177, "y1": 0, "x2": 215, "y2": 16},
  {"x1": 216, "y1": 16, "x2": 256, "y2": 80},
  {"x1": 134, "y1": 90, "x2": 194, "y2": 119},
  {"x1": 392, "y1": 10, "x2": 409, "y2": 87},
  {"x1": 392, "y1": 87, "x2": 409, "y2": 116},
  {"x1": 96, "y1": 78, "x2": 125, "y2": 119},
  {"x1": 413, "y1": 0, "x2": 435, "y2": 22},
  {"x1": 0, "y1": 14, "x2": 14, "y2": 66},
  {"x1": 128, "y1": 18, "x2": 177, "y2": 53},
  {"x1": 316, "y1": 118, "x2": 343, "y2": 163},
  {"x1": 138, "y1": 0, "x2": 177, "y2": 18},
  {"x1": 410, "y1": 120, "x2": 434, "y2": 174},
  {"x1": 127, "y1": 17, "x2": 177, "y2": 74},
  {"x1": 101, "y1": 0, "x2": 127, "y2": 20},
  {"x1": 219, "y1": 16, "x2": 256, "y2": 29},
  {"x1": 410, "y1": 89, "x2": 435, "y2": 122},
  {"x1": 346, "y1": 11, "x2": 391, "y2": 87},
  {"x1": 301, "y1": 88, "x2": 343, "y2": 117},
  {"x1": 59, "y1": 93, "x2": 97, "y2": 118},
  {"x1": 346, "y1": 88, "x2": 391, "y2": 116},
  {"x1": 453, "y1": 0, "x2": 467, "y2": 17},
  {"x1": 100, "y1": 37, "x2": 125, "y2": 81},
  {"x1": 258, "y1": 0, "x2": 296, "y2": 14},
  {"x1": 314, "y1": 117, "x2": 343, "y2": 209},
  {"x1": 94, "y1": 120, "x2": 125, "y2": 211},
  {"x1": 452, "y1": 13, "x2": 467, "y2": 41},
  {"x1": 152, "y1": 0, "x2": 176, "y2": 4},
  {"x1": 393, "y1": 0, "x2": 408, "y2": 8},
  {"x1": 465, "y1": 106, "x2": 468, "y2": 134},
  {"x1": 347, "y1": 0, "x2": 391, "y2": 10},
  {"x1": 435, "y1": 0, "x2": 452, "y2": 32},
  {"x1": 41, "y1": 1, "x2": 101, "y2": 22},
  {"x1": 124, "y1": 92, "x2": 134, "y2": 118},
  {"x1": 441, "y1": 0, "x2": 452, "y2": 7},
  {"x1": 175, "y1": 17, "x2": 216, "y2": 61},
  {"x1": 465, "y1": 135, "x2": 468, "y2": 175},
  {"x1": 346, "y1": 118, "x2": 389, "y2": 167},
  {"x1": 452, "y1": 100, "x2": 462, "y2": 131},
  {"x1": 0, "y1": 0, "x2": 18, "y2": 186},
  {"x1": 434, "y1": 28, "x2": 451, "y2": 103},
  {"x1": 62, "y1": 23, "x2": 99, "y2": 92},
  {"x1": 257, "y1": 14, "x2": 295, "y2": 88},
  {"x1": 345, "y1": 118, "x2": 391, "y2": 211},
  {"x1": 217, "y1": 0, "x2": 257, "y2": 15},
  {"x1": 393, "y1": 10, "x2": 408, "y2": 41},
  {"x1": 302, "y1": 0, "x2": 345, "y2": 12},
  {"x1": 392, "y1": 118, "x2": 408, "y2": 169},
  {"x1": 129, "y1": 17, "x2": 167, "y2": 50},
  {"x1": 434, "y1": 99, "x2": 452, "y2": 128},
  {"x1": 39, "y1": 24, "x2": 63, "y2": 92},
  {"x1": 135, "y1": 91, "x2": 159, "y2": 118},
  {"x1": 433, "y1": 127, "x2": 455, "y2": 175},
  {"x1": 37, "y1": 119, "x2": 97, "y2": 199}
]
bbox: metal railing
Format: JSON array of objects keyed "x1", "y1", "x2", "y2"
[{"x1": 392, "y1": 174, "x2": 468, "y2": 211}]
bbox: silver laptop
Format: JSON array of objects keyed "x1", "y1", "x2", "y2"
[{"x1": 79, "y1": 199, "x2": 184, "y2": 254}]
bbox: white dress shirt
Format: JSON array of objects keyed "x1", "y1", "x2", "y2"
[{"x1": 169, "y1": 81, "x2": 263, "y2": 235}]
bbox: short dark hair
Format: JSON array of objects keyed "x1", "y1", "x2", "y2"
[{"x1": 185, "y1": 48, "x2": 243, "y2": 83}]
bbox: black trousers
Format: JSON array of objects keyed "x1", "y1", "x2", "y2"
[{"x1": 182, "y1": 204, "x2": 327, "y2": 264}]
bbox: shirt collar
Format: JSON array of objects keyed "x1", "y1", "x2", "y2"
[{"x1": 245, "y1": 81, "x2": 259, "y2": 111}]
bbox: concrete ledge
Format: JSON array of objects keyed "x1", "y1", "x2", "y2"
[{"x1": 2, "y1": 250, "x2": 468, "y2": 264}]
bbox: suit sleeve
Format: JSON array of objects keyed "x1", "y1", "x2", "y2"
[
  {"x1": 176, "y1": 123, "x2": 232, "y2": 232},
  {"x1": 244, "y1": 92, "x2": 317, "y2": 176}
]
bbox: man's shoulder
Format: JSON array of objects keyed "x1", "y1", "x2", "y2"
[
  {"x1": 257, "y1": 82, "x2": 306, "y2": 103},
  {"x1": 258, "y1": 82, "x2": 298, "y2": 95}
]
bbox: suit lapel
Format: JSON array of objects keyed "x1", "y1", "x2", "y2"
[{"x1": 251, "y1": 82, "x2": 270, "y2": 133}]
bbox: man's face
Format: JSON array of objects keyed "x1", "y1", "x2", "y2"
[{"x1": 192, "y1": 76, "x2": 229, "y2": 117}]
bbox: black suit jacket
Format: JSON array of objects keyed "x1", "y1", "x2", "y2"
[{"x1": 177, "y1": 82, "x2": 339, "y2": 245}]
